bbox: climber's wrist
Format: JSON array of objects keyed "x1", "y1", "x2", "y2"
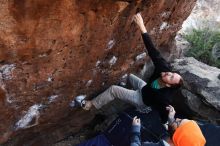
[
  {"x1": 168, "y1": 117, "x2": 175, "y2": 126},
  {"x1": 139, "y1": 24, "x2": 147, "y2": 33}
]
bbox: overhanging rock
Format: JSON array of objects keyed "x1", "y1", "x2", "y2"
[{"x1": 0, "y1": 0, "x2": 196, "y2": 145}]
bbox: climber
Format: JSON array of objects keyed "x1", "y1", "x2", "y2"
[
  {"x1": 131, "y1": 105, "x2": 206, "y2": 146},
  {"x1": 77, "y1": 13, "x2": 183, "y2": 123}
]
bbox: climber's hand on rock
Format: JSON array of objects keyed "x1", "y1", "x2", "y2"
[
  {"x1": 133, "y1": 13, "x2": 144, "y2": 26},
  {"x1": 133, "y1": 13, "x2": 147, "y2": 33}
]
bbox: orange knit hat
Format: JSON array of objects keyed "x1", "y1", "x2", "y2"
[{"x1": 172, "y1": 120, "x2": 206, "y2": 146}]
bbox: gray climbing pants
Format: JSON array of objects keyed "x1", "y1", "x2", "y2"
[{"x1": 92, "y1": 74, "x2": 147, "y2": 109}]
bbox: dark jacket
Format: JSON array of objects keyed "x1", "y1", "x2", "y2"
[
  {"x1": 131, "y1": 125, "x2": 166, "y2": 146},
  {"x1": 141, "y1": 33, "x2": 178, "y2": 123}
]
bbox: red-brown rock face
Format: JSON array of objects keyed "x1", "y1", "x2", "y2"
[{"x1": 0, "y1": 0, "x2": 196, "y2": 145}]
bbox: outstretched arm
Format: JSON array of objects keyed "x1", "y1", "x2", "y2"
[{"x1": 133, "y1": 13, "x2": 170, "y2": 72}]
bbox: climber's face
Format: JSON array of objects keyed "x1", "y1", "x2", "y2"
[{"x1": 161, "y1": 72, "x2": 181, "y2": 87}]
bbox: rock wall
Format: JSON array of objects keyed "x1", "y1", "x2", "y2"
[
  {"x1": 175, "y1": 0, "x2": 220, "y2": 58},
  {"x1": 0, "y1": 0, "x2": 196, "y2": 145},
  {"x1": 180, "y1": 0, "x2": 220, "y2": 33}
]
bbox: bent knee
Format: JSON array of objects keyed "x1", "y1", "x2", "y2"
[
  {"x1": 109, "y1": 85, "x2": 121, "y2": 94},
  {"x1": 109, "y1": 85, "x2": 119, "y2": 90}
]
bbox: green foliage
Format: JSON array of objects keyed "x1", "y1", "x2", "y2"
[{"x1": 184, "y1": 28, "x2": 220, "y2": 68}]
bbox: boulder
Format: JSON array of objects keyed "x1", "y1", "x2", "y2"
[
  {"x1": 0, "y1": 0, "x2": 196, "y2": 145},
  {"x1": 179, "y1": 0, "x2": 220, "y2": 33},
  {"x1": 172, "y1": 57, "x2": 220, "y2": 124}
]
